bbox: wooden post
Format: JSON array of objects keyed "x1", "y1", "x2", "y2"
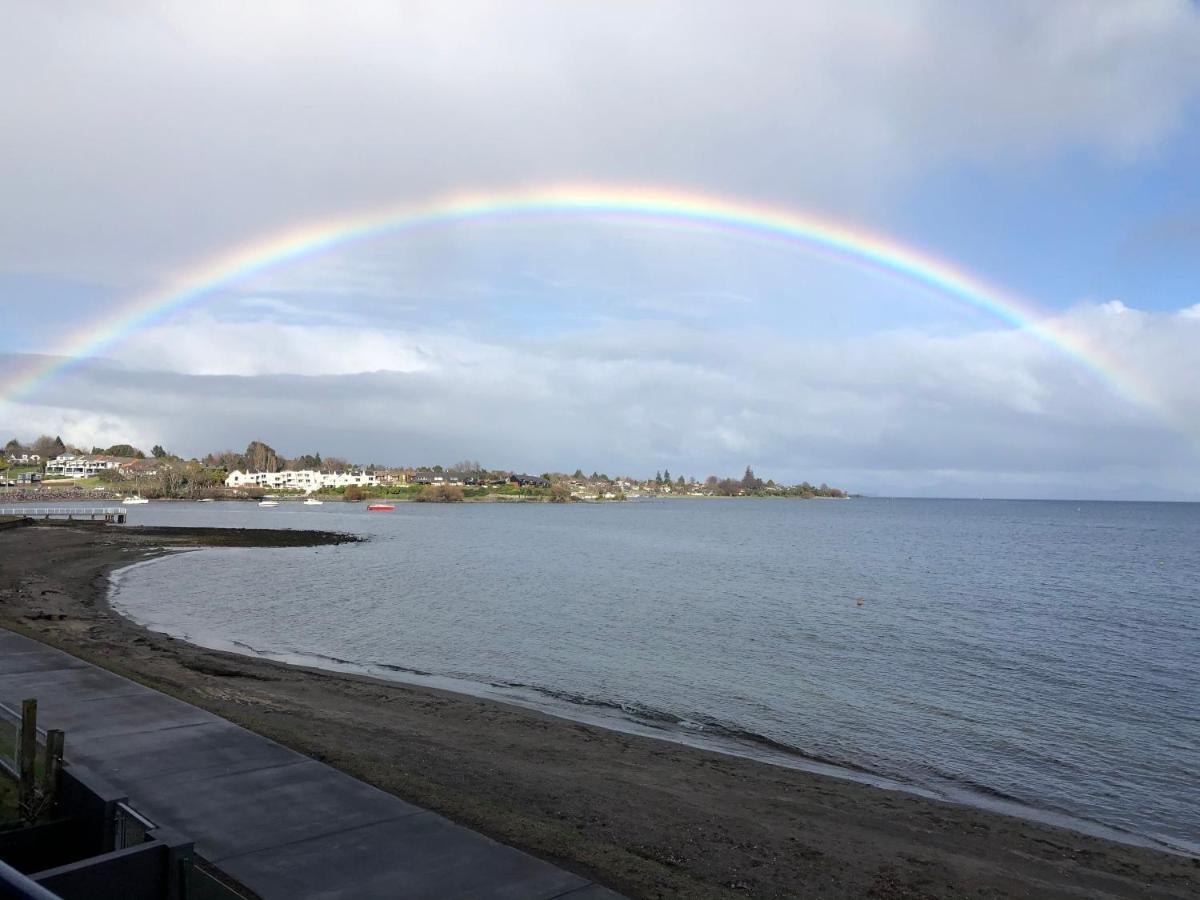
[
  {"x1": 42, "y1": 729, "x2": 64, "y2": 812},
  {"x1": 18, "y1": 699, "x2": 36, "y2": 823}
]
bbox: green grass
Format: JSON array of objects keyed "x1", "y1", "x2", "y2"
[{"x1": 0, "y1": 772, "x2": 18, "y2": 826}]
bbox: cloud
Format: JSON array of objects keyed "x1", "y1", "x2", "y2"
[
  {"x1": 1, "y1": 1, "x2": 1197, "y2": 282},
  {"x1": 6, "y1": 300, "x2": 1198, "y2": 499}
]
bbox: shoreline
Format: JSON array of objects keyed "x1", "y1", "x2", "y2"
[{"x1": 1, "y1": 524, "x2": 1197, "y2": 898}]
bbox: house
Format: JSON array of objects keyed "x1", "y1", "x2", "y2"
[
  {"x1": 45, "y1": 454, "x2": 133, "y2": 479},
  {"x1": 409, "y1": 471, "x2": 446, "y2": 485},
  {"x1": 5, "y1": 453, "x2": 40, "y2": 466},
  {"x1": 224, "y1": 469, "x2": 378, "y2": 490},
  {"x1": 509, "y1": 474, "x2": 550, "y2": 488},
  {"x1": 122, "y1": 459, "x2": 162, "y2": 478}
]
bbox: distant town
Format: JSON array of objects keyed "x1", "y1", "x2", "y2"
[{"x1": 1, "y1": 435, "x2": 847, "y2": 502}]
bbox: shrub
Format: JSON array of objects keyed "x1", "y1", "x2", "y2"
[{"x1": 416, "y1": 484, "x2": 464, "y2": 502}]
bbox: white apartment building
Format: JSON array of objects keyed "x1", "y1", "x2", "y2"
[
  {"x1": 224, "y1": 469, "x2": 378, "y2": 491},
  {"x1": 45, "y1": 454, "x2": 130, "y2": 479}
]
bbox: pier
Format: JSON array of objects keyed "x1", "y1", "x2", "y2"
[{"x1": 0, "y1": 508, "x2": 127, "y2": 525}]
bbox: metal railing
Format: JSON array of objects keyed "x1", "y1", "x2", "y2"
[
  {"x1": 0, "y1": 508, "x2": 127, "y2": 517},
  {"x1": 0, "y1": 859, "x2": 63, "y2": 900},
  {"x1": 113, "y1": 801, "x2": 157, "y2": 850}
]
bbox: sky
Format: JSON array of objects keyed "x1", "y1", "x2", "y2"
[{"x1": 1, "y1": 1, "x2": 1199, "y2": 499}]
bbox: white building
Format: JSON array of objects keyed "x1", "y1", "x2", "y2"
[
  {"x1": 224, "y1": 469, "x2": 378, "y2": 491},
  {"x1": 45, "y1": 454, "x2": 129, "y2": 479}
]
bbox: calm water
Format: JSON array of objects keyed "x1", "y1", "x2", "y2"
[{"x1": 93, "y1": 498, "x2": 1198, "y2": 853}]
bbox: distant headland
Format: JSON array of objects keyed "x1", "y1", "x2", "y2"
[{"x1": 2, "y1": 435, "x2": 848, "y2": 503}]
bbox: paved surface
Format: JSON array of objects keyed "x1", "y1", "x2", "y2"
[{"x1": 0, "y1": 629, "x2": 623, "y2": 900}]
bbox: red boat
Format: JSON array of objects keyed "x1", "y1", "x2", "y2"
[{"x1": 367, "y1": 503, "x2": 395, "y2": 511}]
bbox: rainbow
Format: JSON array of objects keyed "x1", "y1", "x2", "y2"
[{"x1": 0, "y1": 184, "x2": 1162, "y2": 414}]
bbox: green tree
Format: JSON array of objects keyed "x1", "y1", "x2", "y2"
[
  {"x1": 663, "y1": 468, "x2": 671, "y2": 484},
  {"x1": 105, "y1": 444, "x2": 144, "y2": 458},
  {"x1": 151, "y1": 445, "x2": 169, "y2": 458}
]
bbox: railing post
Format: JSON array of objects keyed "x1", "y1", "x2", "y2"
[
  {"x1": 18, "y1": 698, "x2": 37, "y2": 824},
  {"x1": 42, "y1": 729, "x2": 64, "y2": 813}
]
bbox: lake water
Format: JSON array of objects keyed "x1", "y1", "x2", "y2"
[{"x1": 91, "y1": 498, "x2": 1198, "y2": 854}]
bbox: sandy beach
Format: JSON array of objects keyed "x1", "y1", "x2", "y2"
[{"x1": 0, "y1": 522, "x2": 1196, "y2": 899}]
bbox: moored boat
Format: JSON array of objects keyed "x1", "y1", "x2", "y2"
[
  {"x1": 258, "y1": 500, "x2": 280, "y2": 508},
  {"x1": 303, "y1": 497, "x2": 324, "y2": 506},
  {"x1": 122, "y1": 495, "x2": 149, "y2": 504},
  {"x1": 367, "y1": 503, "x2": 395, "y2": 511}
]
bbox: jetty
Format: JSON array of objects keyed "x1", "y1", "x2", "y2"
[{"x1": 0, "y1": 508, "x2": 127, "y2": 524}]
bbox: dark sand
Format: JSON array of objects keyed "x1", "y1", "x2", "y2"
[{"x1": 0, "y1": 523, "x2": 1196, "y2": 899}]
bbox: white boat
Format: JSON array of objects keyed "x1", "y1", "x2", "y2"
[
  {"x1": 197, "y1": 498, "x2": 214, "y2": 503},
  {"x1": 258, "y1": 500, "x2": 280, "y2": 508},
  {"x1": 303, "y1": 497, "x2": 324, "y2": 506},
  {"x1": 122, "y1": 496, "x2": 150, "y2": 505}
]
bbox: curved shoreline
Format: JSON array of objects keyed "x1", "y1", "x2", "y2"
[{"x1": 2, "y1": 523, "x2": 1197, "y2": 899}]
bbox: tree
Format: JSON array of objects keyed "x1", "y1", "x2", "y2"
[
  {"x1": 151, "y1": 445, "x2": 168, "y2": 458},
  {"x1": 654, "y1": 471, "x2": 662, "y2": 484},
  {"x1": 573, "y1": 469, "x2": 585, "y2": 479},
  {"x1": 245, "y1": 440, "x2": 281, "y2": 473},
  {"x1": 741, "y1": 465, "x2": 762, "y2": 491},
  {"x1": 549, "y1": 483, "x2": 573, "y2": 503},
  {"x1": 31, "y1": 435, "x2": 63, "y2": 459},
  {"x1": 4, "y1": 438, "x2": 20, "y2": 451},
  {"x1": 663, "y1": 469, "x2": 671, "y2": 484},
  {"x1": 104, "y1": 444, "x2": 144, "y2": 458},
  {"x1": 321, "y1": 457, "x2": 350, "y2": 473},
  {"x1": 716, "y1": 478, "x2": 741, "y2": 496},
  {"x1": 450, "y1": 459, "x2": 482, "y2": 474},
  {"x1": 676, "y1": 475, "x2": 685, "y2": 487}
]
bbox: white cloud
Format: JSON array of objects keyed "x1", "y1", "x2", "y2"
[{"x1": 1, "y1": 1, "x2": 1197, "y2": 281}]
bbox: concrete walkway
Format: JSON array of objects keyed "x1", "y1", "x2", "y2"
[{"x1": 0, "y1": 629, "x2": 621, "y2": 900}]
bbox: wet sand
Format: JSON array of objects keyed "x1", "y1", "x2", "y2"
[{"x1": 0, "y1": 523, "x2": 1196, "y2": 899}]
